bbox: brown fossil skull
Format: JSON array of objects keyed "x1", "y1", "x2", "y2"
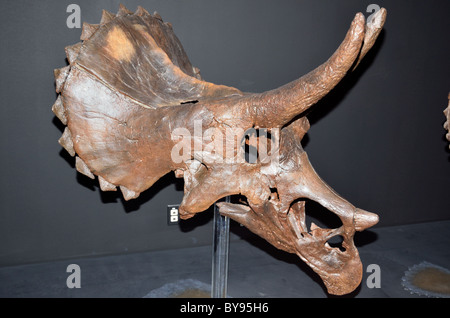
[{"x1": 53, "y1": 4, "x2": 386, "y2": 295}]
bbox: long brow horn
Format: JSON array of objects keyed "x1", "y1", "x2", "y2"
[
  {"x1": 243, "y1": 11, "x2": 382, "y2": 128},
  {"x1": 353, "y1": 8, "x2": 387, "y2": 70}
]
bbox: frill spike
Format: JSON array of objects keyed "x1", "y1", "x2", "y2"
[
  {"x1": 75, "y1": 156, "x2": 95, "y2": 179},
  {"x1": 80, "y1": 22, "x2": 100, "y2": 41},
  {"x1": 117, "y1": 4, "x2": 133, "y2": 17},
  {"x1": 58, "y1": 127, "x2": 75, "y2": 157},
  {"x1": 135, "y1": 6, "x2": 149, "y2": 17},
  {"x1": 99, "y1": 176, "x2": 117, "y2": 191},
  {"x1": 100, "y1": 9, "x2": 115, "y2": 24},
  {"x1": 120, "y1": 186, "x2": 140, "y2": 200},
  {"x1": 65, "y1": 42, "x2": 82, "y2": 65},
  {"x1": 52, "y1": 95, "x2": 67, "y2": 125},
  {"x1": 153, "y1": 11, "x2": 163, "y2": 21},
  {"x1": 54, "y1": 66, "x2": 70, "y2": 93}
]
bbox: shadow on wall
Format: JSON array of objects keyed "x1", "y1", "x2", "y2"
[
  {"x1": 57, "y1": 139, "x2": 184, "y2": 214},
  {"x1": 443, "y1": 134, "x2": 450, "y2": 162}
]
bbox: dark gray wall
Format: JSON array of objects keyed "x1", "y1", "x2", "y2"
[{"x1": 0, "y1": 0, "x2": 449, "y2": 267}]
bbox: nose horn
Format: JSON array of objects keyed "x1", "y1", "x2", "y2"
[{"x1": 354, "y1": 209, "x2": 379, "y2": 231}]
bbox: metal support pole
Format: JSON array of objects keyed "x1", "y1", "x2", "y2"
[{"x1": 211, "y1": 196, "x2": 231, "y2": 298}]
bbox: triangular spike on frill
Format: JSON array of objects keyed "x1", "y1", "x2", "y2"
[
  {"x1": 134, "y1": 6, "x2": 149, "y2": 17},
  {"x1": 100, "y1": 9, "x2": 115, "y2": 24},
  {"x1": 117, "y1": 4, "x2": 133, "y2": 17},
  {"x1": 120, "y1": 186, "x2": 140, "y2": 200},
  {"x1": 80, "y1": 22, "x2": 100, "y2": 41},
  {"x1": 75, "y1": 156, "x2": 95, "y2": 179},
  {"x1": 99, "y1": 176, "x2": 117, "y2": 191},
  {"x1": 65, "y1": 42, "x2": 82, "y2": 65},
  {"x1": 52, "y1": 95, "x2": 67, "y2": 125},
  {"x1": 54, "y1": 66, "x2": 70, "y2": 93},
  {"x1": 153, "y1": 11, "x2": 163, "y2": 21},
  {"x1": 58, "y1": 127, "x2": 75, "y2": 157}
]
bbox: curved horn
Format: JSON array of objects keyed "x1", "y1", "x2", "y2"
[
  {"x1": 245, "y1": 13, "x2": 367, "y2": 128},
  {"x1": 353, "y1": 7, "x2": 387, "y2": 70}
]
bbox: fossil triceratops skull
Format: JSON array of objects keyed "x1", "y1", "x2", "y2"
[{"x1": 53, "y1": 4, "x2": 386, "y2": 295}]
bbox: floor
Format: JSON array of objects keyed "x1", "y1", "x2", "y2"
[{"x1": 0, "y1": 220, "x2": 449, "y2": 298}]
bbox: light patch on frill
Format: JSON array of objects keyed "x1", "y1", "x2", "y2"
[{"x1": 104, "y1": 26, "x2": 136, "y2": 62}]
